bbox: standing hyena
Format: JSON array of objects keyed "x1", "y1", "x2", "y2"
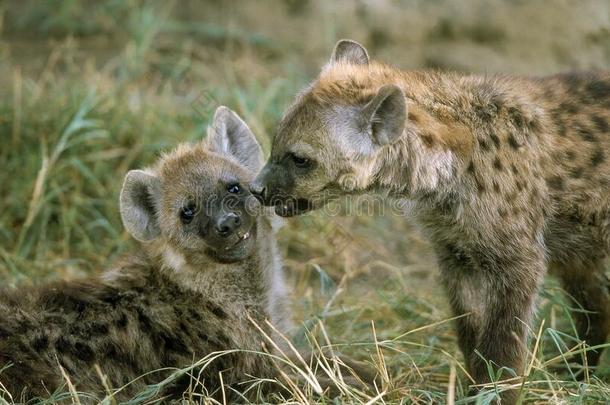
[
  {"x1": 252, "y1": 40, "x2": 610, "y2": 402},
  {"x1": 0, "y1": 107, "x2": 290, "y2": 402}
]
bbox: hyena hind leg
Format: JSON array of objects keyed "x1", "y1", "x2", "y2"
[{"x1": 557, "y1": 259, "x2": 610, "y2": 370}]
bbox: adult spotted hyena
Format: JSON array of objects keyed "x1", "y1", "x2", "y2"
[
  {"x1": 0, "y1": 107, "x2": 290, "y2": 402},
  {"x1": 252, "y1": 40, "x2": 610, "y2": 402}
]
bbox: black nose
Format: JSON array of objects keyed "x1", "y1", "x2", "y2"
[{"x1": 215, "y1": 212, "x2": 241, "y2": 237}]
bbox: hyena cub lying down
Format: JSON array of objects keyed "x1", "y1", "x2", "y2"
[
  {"x1": 253, "y1": 40, "x2": 610, "y2": 402},
  {"x1": 0, "y1": 107, "x2": 290, "y2": 402}
]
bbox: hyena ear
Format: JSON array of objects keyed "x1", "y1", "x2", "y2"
[
  {"x1": 120, "y1": 170, "x2": 162, "y2": 242},
  {"x1": 330, "y1": 39, "x2": 369, "y2": 66},
  {"x1": 362, "y1": 84, "x2": 406, "y2": 145},
  {"x1": 207, "y1": 106, "x2": 264, "y2": 172}
]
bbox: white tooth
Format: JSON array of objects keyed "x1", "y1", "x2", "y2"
[{"x1": 244, "y1": 232, "x2": 250, "y2": 239}]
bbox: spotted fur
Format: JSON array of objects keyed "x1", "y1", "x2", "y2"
[
  {"x1": 0, "y1": 107, "x2": 289, "y2": 402},
  {"x1": 253, "y1": 40, "x2": 610, "y2": 403}
]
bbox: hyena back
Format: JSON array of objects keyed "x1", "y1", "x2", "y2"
[
  {"x1": 0, "y1": 107, "x2": 289, "y2": 402},
  {"x1": 252, "y1": 40, "x2": 610, "y2": 402}
]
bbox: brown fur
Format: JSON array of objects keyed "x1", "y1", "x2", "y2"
[
  {"x1": 0, "y1": 108, "x2": 290, "y2": 402},
  {"x1": 253, "y1": 41, "x2": 610, "y2": 403}
]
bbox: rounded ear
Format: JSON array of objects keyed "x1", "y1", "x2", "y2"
[
  {"x1": 207, "y1": 106, "x2": 264, "y2": 172},
  {"x1": 330, "y1": 39, "x2": 369, "y2": 66},
  {"x1": 362, "y1": 84, "x2": 407, "y2": 145},
  {"x1": 120, "y1": 170, "x2": 161, "y2": 242}
]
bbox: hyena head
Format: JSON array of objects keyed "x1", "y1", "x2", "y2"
[
  {"x1": 120, "y1": 106, "x2": 265, "y2": 264},
  {"x1": 252, "y1": 39, "x2": 407, "y2": 217}
]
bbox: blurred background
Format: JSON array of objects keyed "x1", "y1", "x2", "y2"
[{"x1": 1, "y1": 1, "x2": 609, "y2": 402}]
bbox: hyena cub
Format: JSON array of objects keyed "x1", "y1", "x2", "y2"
[
  {"x1": 0, "y1": 107, "x2": 289, "y2": 402},
  {"x1": 253, "y1": 40, "x2": 610, "y2": 401}
]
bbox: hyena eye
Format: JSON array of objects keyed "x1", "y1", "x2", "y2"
[
  {"x1": 290, "y1": 153, "x2": 312, "y2": 169},
  {"x1": 227, "y1": 183, "x2": 241, "y2": 194},
  {"x1": 180, "y1": 204, "x2": 196, "y2": 224}
]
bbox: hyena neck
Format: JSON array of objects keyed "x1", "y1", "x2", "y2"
[
  {"x1": 144, "y1": 225, "x2": 270, "y2": 305},
  {"x1": 367, "y1": 103, "x2": 465, "y2": 201},
  {"x1": 149, "y1": 214, "x2": 288, "y2": 328},
  {"x1": 369, "y1": 122, "x2": 456, "y2": 198},
  {"x1": 327, "y1": 67, "x2": 469, "y2": 200}
]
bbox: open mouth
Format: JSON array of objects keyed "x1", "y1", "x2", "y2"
[
  {"x1": 274, "y1": 198, "x2": 313, "y2": 217},
  {"x1": 224, "y1": 229, "x2": 253, "y2": 250}
]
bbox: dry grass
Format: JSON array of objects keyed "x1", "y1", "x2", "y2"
[{"x1": 0, "y1": 1, "x2": 609, "y2": 403}]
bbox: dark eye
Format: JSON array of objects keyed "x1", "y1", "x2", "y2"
[
  {"x1": 180, "y1": 204, "x2": 196, "y2": 224},
  {"x1": 291, "y1": 153, "x2": 312, "y2": 169},
  {"x1": 227, "y1": 183, "x2": 241, "y2": 194}
]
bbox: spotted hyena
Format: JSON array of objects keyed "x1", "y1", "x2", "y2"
[
  {"x1": 252, "y1": 39, "x2": 610, "y2": 402},
  {"x1": 0, "y1": 107, "x2": 290, "y2": 402}
]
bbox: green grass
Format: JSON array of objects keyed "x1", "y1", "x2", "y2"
[{"x1": 1, "y1": 1, "x2": 609, "y2": 403}]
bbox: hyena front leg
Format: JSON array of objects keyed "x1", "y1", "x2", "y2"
[
  {"x1": 435, "y1": 244, "x2": 479, "y2": 369},
  {"x1": 437, "y1": 242, "x2": 546, "y2": 404}
]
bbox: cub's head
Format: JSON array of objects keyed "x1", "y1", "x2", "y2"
[
  {"x1": 252, "y1": 39, "x2": 407, "y2": 217},
  {"x1": 120, "y1": 106, "x2": 265, "y2": 264}
]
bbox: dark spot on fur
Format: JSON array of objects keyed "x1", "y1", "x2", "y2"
[
  {"x1": 585, "y1": 80, "x2": 610, "y2": 100},
  {"x1": 215, "y1": 332, "x2": 231, "y2": 347},
  {"x1": 136, "y1": 307, "x2": 153, "y2": 331},
  {"x1": 104, "y1": 343, "x2": 120, "y2": 360},
  {"x1": 467, "y1": 161, "x2": 476, "y2": 174},
  {"x1": 546, "y1": 176, "x2": 565, "y2": 191},
  {"x1": 420, "y1": 132, "x2": 436, "y2": 147},
  {"x1": 505, "y1": 191, "x2": 518, "y2": 202},
  {"x1": 563, "y1": 73, "x2": 584, "y2": 92},
  {"x1": 116, "y1": 312, "x2": 129, "y2": 328},
  {"x1": 443, "y1": 244, "x2": 471, "y2": 266},
  {"x1": 508, "y1": 107, "x2": 526, "y2": 128},
  {"x1": 507, "y1": 134, "x2": 521, "y2": 149},
  {"x1": 475, "y1": 177, "x2": 486, "y2": 194},
  {"x1": 74, "y1": 341, "x2": 95, "y2": 362},
  {"x1": 478, "y1": 138, "x2": 490, "y2": 152},
  {"x1": 592, "y1": 114, "x2": 609, "y2": 132},
  {"x1": 490, "y1": 133, "x2": 501, "y2": 148},
  {"x1": 474, "y1": 105, "x2": 494, "y2": 121},
  {"x1": 570, "y1": 167, "x2": 584, "y2": 178},
  {"x1": 493, "y1": 157, "x2": 503, "y2": 171},
  {"x1": 511, "y1": 164, "x2": 519, "y2": 175},
  {"x1": 555, "y1": 120, "x2": 567, "y2": 137},
  {"x1": 31, "y1": 334, "x2": 49, "y2": 350},
  {"x1": 492, "y1": 181, "x2": 500, "y2": 193},
  {"x1": 91, "y1": 322, "x2": 109, "y2": 336},
  {"x1": 565, "y1": 150, "x2": 576, "y2": 161},
  {"x1": 188, "y1": 308, "x2": 203, "y2": 322},
  {"x1": 511, "y1": 207, "x2": 521, "y2": 215},
  {"x1": 578, "y1": 127, "x2": 597, "y2": 142},
  {"x1": 559, "y1": 101, "x2": 579, "y2": 114},
  {"x1": 516, "y1": 180, "x2": 524, "y2": 191},
  {"x1": 498, "y1": 208, "x2": 509, "y2": 219},
  {"x1": 206, "y1": 302, "x2": 227, "y2": 319},
  {"x1": 161, "y1": 332, "x2": 188, "y2": 353},
  {"x1": 56, "y1": 336, "x2": 72, "y2": 353},
  {"x1": 591, "y1": 149, "x2": 605, "y2": 166}
]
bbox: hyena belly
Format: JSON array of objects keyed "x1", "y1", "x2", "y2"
[
  {"x1": 0, "y1": 258, "x2": 272, "y2": 402},
  {"x1": 536, "y1": 72, "x2": 610, "y2": 368}
]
